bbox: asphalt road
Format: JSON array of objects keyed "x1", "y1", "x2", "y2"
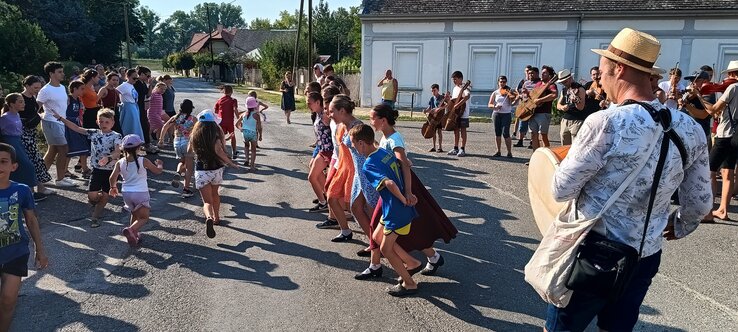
[{"x1": 10, "y1": 77, "x2": 738, "y2": 331}]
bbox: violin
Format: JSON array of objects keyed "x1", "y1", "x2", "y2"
[{"x1": 699, "y1": 78, "x2": 738, "y2": 95}]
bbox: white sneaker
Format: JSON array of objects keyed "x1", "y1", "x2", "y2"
[
  {"x1": 54, "y1": 178, "x2": 76, "y2": 187},
  {"x1": 38, "y1": 188, "x2": 56, "y2": 195},
  {"x1": 447, "y1": 149, "x2": 459, "y2": 155},
  {"x1": 457, "y1": 149, "x2": 466, "y2": 157}
]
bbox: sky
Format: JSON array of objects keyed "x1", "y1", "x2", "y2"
[{"x1": 139, "y1": 0, "x2": 362, "y2": 23}]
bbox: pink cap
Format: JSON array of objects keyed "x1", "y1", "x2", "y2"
[{"x1": 246, "y1": 96, "x2": 259, "y2": 109}]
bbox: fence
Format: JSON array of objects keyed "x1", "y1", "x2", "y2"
[{"x1": 240, "y1": 67, "x2": 362, "y2": 105}]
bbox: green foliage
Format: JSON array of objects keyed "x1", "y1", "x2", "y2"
[
  {"x1": 0, "y1": 72, "x2": 24, "y2": 96},
  {"x1": 193, "y1": 52, "x2": 213, "y2": 69},
  {"x1": 249, "y1": 18, "x2": 274, "y2": 30},
  {"x1": 332, "y1": 58, "x2": 361, "y2": 75},
  {"x1": 313, "y1": 1, "x2": 359, "y2": 61},
  {"x1": 0, "y1": 2, "x2": 58, "y2": 77},
  {"x1": 258, "y1": 35, "x2": 317, "y2": 89},
  {"x1": 178, "y1": 52, "x2": 196, "y2": 71}
]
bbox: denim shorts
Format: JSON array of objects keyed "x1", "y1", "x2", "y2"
[
  {"x1": 545, "y1": 250, "x2": 662, "y2": 332},
  {"x1": 518, "y1": 119, "x2": 529, "y2": 134},
  {"x1": 381, "y1": 99, "x2": 395, "y2": 110},
  {"x1": 528, "y1": 113, "x2": 552, "y2": 134},
  {"x1": 174, "y1": 137, "x2": 190, "y2": 160}
]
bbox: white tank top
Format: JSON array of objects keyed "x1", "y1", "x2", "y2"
[{"x1": 118, "y1": 157, "x2": 149, "y2": 192}]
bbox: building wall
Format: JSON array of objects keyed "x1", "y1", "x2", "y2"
[{"x1": 360, "y1": 16, "x2": 738, "y2": 112}]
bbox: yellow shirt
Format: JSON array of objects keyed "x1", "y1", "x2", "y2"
[{"x1": 381, "y1": 79, "x2": 396, "y2": 101}]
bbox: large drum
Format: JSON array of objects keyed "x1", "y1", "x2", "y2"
[{"x1": 528, "y1": 145, "x2": 570, "y2": 235}]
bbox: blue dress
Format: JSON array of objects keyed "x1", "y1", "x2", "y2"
[
  {"x1": 65, "y1": 97, "x2": 90, "y2": 157},
  {"x1": 0, "y1": 112, "x2": 37, "y2": 186}
]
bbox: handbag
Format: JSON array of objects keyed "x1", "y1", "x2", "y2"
[{"x1": 565, "y1": 100, "x2": 685, "y2": 301}]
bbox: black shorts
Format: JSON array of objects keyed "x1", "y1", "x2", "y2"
[
  {"x1": 457, "y1": 117, "x2": 470, "y2": 129},
  {"x1": 0, "y1": 254, "x2": 29, "y2": 277},
  {"x1": 89, "y1": 168, "x2": 114, "y2": 192},
  {"x1": 709, "y1": 137, "x2": 737, "y2": 172}
]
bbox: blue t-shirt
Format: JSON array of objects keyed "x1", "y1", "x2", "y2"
[
  {"x1": 363, "y1": 148, "x2": 417, "y2": 230},
  {"x1": 0, "y1": 182, "x2": 35, "y2": 264}
]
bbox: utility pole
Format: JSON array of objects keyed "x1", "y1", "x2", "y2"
[
  {"x1": 292, "y1": 0, "x2": 305, "y2": 81},
  {"x1": 206, "y1": 4, "x2": 215, "y2": 82},
  {"x1": 123, "y1": 2, "x2": 132, "y2": 68},
  {"x1": 308, "y1": 0, "x2": 313, "y2": 69}
]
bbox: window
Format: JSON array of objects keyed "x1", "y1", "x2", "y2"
[
  {"x1": 469, "y1": 45, "x2": 500, "y2": 90},
  {"x1": 507, "y1": 45, "x2": 541, "y2": 88},
  {"x1": 393, "y1": 45, "x2": 422, "y2": 90},
  {"x1": 718, "y1": 44, "x2": 738, "y2": 76}
]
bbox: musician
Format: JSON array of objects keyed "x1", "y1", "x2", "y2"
[
  {"x1": 528, "y1": 65, "x2": 558, "y2": 149},
  {"x1": 699, "y1": 60, "x2": 738, "y2": 222},
  {"x1": 681, "y1": 70, "x2": 712, "y2": 143},
  {"x1": 658, "y1": 67, "x2": 686, "y2": 109},
  {"x1": 650, "y1": 71, "x2": 668, "y2": 104},
  {"x1": 377, "y1": 69, "x2": 398, "y2": 110},
  {"x1": 446, "y1": 71, "x2": 471, "y2": 157},
  {"x1": 583, "y1": 66, "x2": 608, "y2": 111},
  {"x1": 546, "y1": 28, "x2": 711, "y2": 331},
  {"x1": 555, "y1": 69, "x2": 586, "y2": 145},
  {"x1": 488, "y1": 76, "x2": 515, "y2": 157},
  {"x1": 424, "y1": 83, "x2": 444, "y2": 152},
  {"x1": 514, "y1": 66, "x2": 534, "y2": 147}
]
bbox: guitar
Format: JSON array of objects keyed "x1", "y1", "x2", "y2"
[
  {"x1": 443, "y1": 80, "x2": 472, "y2": 131},
  {"x1": 514, "y1": 75, "x2": 558, "y2": 121}
]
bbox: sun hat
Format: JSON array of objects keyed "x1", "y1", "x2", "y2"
[
  {"x1": 591, "y1": 28, "x2": 661, "y2": 75},
  {"x1": 555, "y1": 69, "x2": 573, "y2": 83},
  {"x1": 121, "y1": 134, "x2": 144, "y2": 148},
  {"x1": 246, "y1": 96, "x2": 259, "y2": 109},
  {"x1": 197, "y1": 109, "x2": 221, "y2": 124},
  {"x1": 721, "y1": 60, "x2": 738, "y2": 74}
]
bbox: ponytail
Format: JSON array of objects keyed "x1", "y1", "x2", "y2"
[
  {"x1": 372, "y1": 103, "x2": 399, "y2": 126},
  {"x1": 2, "y1": 93, "x2": 22, "y2": 115}
]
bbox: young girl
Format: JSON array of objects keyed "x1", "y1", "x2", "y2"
[
  {"x1": 159, "y1": 99, "x2": 197, "y2": 198},
  {"x1": 247, "y1": 90, "x2": 269, "y2": 122},
  {"x1": 108, "y1": 134, "x2": 163, "y2": 247},
  {"x1": 0, "y1": 93, "x2": 38, "y2": 189},
  {"x1": 188, "y1": 111, "x2": 239, "y2": 238},
  {"x1": 97, "y1": 72, "x2": 122, "y2": 133},
  {"x1": 65, "y1": 81, "x2": 91, "y2": 179},
  {"x1": 306, "y1": 92, "x2": 332, "y2": 212},
  {"x1": 147, "y1": 82, "x2": 169, "y2": 142},
  {"x1": 214, "y1": 85, "x2": 239, "y2": 158},
  {"x1": 369, "y1": 103, "x2": 458, "y2": 276},
  {"x1": 280, "y1": 71, "x2": 296, "y2": 124},
  {"x1": 236, "y1": 97, "x2": 262, "y2": 170},
  {"x1": 20, "y1": 75, "x2": 54, "y2": 199}
]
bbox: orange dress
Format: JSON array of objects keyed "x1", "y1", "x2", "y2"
[{"x1": 326, "y1": 124, "x2": 354, "y2": 204}]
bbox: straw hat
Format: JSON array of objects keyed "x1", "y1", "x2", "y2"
[
  {"x1": 556, "y1": 69, "x2": 572, "y2": 83},
  {"x1": 721, "y1": 60, "x2": 738, "y2": 74},
  {"x1": 592, "y1": 28, "x2": 661, "y2": 75}
]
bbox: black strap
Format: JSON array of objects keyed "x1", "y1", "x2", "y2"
[{"x1": 624, "y1": 100, "x2": 688, "y2": 168}]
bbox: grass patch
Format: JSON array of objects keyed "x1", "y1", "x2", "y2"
[
  {"x1": 132, "y1": 58, "x2": 163, "y2": 72},
  {"x1": 231, "y1": 85, "x2": 308, "y2": 112}
]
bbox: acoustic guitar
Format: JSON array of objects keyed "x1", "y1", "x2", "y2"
[
  {"x1": 443, "y1": 80, "x2": 472, "y2": 131},
  {"x1": 514, "y1": 75, "x2": 558, "y2": 121}
]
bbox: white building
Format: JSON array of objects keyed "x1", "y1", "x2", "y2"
[{"x1": 359, "y1": 0, "x2": 738, "y2": 111}]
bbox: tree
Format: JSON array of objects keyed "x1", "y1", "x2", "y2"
[
  {"x1": 258, "y1": 34, "x2": 317, "y2": 88},
  {"x1": 139, "y1": 6, "x2": 161, "y2": 58},
  {"x1": 312, "y1": 1, "x2": 358, "y2": 61},
  {"x1": 192, "y1": 2, "x2": 246, "y2": 30},
  {"x1": 0, "y1": 2, "x2": 58, "y2": 92},
  {"x1": 249, "y1": 18, "x2": 273, "y2": 30}
]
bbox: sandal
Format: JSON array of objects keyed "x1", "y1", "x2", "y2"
[{"x1": 387, "y1": 283, "x2": 418, "y2": 297}]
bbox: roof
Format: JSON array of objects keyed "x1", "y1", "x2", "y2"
[
  {"x1": 361, "y1": 0, "x2": 738, "y2": 17},
  {"x1": 186, "y1": 28, "x2": 296, "y2": 54}
]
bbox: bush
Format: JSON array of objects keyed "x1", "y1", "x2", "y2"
[
  {"x1": 0, "y1": 2, "x2": 58, "y2": 77},
  {"x1": 333, "y1": 58, "x2": 360, "y2": 75},
  {"x1": 0, "y1": 71, "x2": 24, "y2": 96}
]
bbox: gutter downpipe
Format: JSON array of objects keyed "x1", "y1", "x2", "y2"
[
  {"x1": 573, "y1": 14, "x2": 583, "y2": 78},
  {"x1": 447, "y1": 36, "x2": 453, "y2": 92}
]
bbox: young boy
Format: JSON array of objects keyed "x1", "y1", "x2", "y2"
[
  {"x1": 349, "y1": 124, "x2": 419, "y2": 297},
  {"x1": 51, "y1": 108, "x2": 122, "y2": 227},
  {"x1": 447, "y1": 71, "x2": 471, "y2": 157},
  {"x1": 214, "y1": 85, "x2": 239, "y2": 158},
  {"x1": 0, "y1": 143, "x2": 49, "y2": 331},
  {"x1": 424, "y1": 83, "x2": 445, "y2": 152}
]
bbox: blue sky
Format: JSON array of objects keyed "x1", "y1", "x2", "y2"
[{"x1": 140, "y1": 0, "x2": 361, "y2": 23}]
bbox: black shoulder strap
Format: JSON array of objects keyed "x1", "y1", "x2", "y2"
[{"x1": 623, "y1": 100, "x2": 688, "y2": 168}]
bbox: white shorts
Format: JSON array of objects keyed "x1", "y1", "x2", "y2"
[{"x1": 195, "y1": 167, "x2": 224, "y2": 190}]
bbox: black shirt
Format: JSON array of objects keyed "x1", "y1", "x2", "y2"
[
  {"x1": 560, "y1": 82, "x2": 588, "y2": 121},
  {"x1": 20, "y1": 94, "x2": 42, "y2": 129},
  {"x1": 134, "y1": 80, "x2": 149, "y2": 111},
  {"x1": 583, "y1": 81, "x2": 605, "y2": 118}
]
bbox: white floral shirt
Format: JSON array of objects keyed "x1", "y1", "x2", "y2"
[{"x1": 552, "y1": 99, "x2": 712, "y2": 258}]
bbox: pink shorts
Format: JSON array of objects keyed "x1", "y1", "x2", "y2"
[{"x1": 122, "y1": 191, "x2": 151, "y2": 212}]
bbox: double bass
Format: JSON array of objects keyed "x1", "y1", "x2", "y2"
[
  {"x1": 421, "y1": 98, "x2": 447, "y2": 139},
  {"x1": 515, "y1": 75, "x2": 558, "y2": 121},
  {"x1": 442, "y1": 80, "x2": 472, "y2": 131}
]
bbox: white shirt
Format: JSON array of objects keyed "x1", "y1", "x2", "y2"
[
  {"x1": 490, "y1": 89, "x2": 513, "y2": 114},
  {"x1": 37, "y1": 83, "x2": 67, "y2": 123},
  {"x1": 553, "y1": 99, "x2": 711, "y2": 258},
  {"x1": 452, "y1": 85, "x2": 471, "y2": 118},
  {"x1": 658, "y1": 81, "x2": 686, "y2": 109},
  {"x1": 118, "y1": 157, "x2": 149, "y2": 192},
  {"x1": 715, "y1": 83, "x2": 738, "y2": 138},
  {"x1": 117, "y1": 82, "x2": 138, "y2": 104}
]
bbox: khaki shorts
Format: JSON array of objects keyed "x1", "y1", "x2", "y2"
[
  {"x1": 528, "y1": 113, "x2": 551, "y2": 134},
  {"x1": 560, "y1": 119, "x2": 584, "y2": 145}
]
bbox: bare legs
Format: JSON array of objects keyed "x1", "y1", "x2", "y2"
[{"x1": 43, "y1": 144, "x2": 68, "y2": 181}]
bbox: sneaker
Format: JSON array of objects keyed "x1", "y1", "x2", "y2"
[
  {"x1": 447, "y1": 148, "x2": 459, "y2": 155},
  {"x1": 33, "y1": 192, "x2": 48, "y2": 202},
  {"x1": 354, "y1": 266, "x2": 383, "y2": 280},
  {"x1": 309, "y1": 202, "x2": 329, "y2": 213},
  {"x1": 457, "y1": 149, "x2": 466, "y2": 157},
  {"x1": 206, "y1": 218, "x2": 216, "y2": 238},
  {"x1": 38, "y1": 188, "x2": 56, "y2": 195},
  {"x1": 507, "y1": 152, "x2": 513, "y2": 158},
  {"x1": 89, "y1": 218, "x2": 101, "y2": 228},
  {"x1": 181, "y1": 188, "x2": 195, "y2": 198},
  {"x1": 429, "y1": 147, "x2": 436, "y2": 152},
  {"x1": 64, "y1": 173, "x2": 80, "y2": 180},
  {"x1": 331, "y1": 231, "x2": 353, "y2": 242},
  {"x1": 437, "y1": 149, "x2": 444, "y2": 153},
  {"x1": 54, "y1": 178, "x2": 76, "y2": 187},
  {"x1": 514, "y1": 141, "x2": 524, "y2": 147},
  {"x1": 316, "y1": 218, "x2": 339, "y2": 229},
  {"x1": 171, "y1": 174, "x2": 182, "y2": 188}
]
